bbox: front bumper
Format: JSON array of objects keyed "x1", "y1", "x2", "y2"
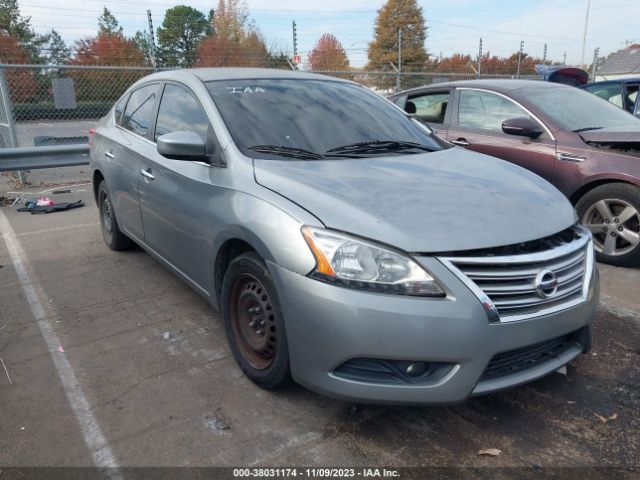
[{"x1": 268, "y1": 257, "x2": 599, "y2": 405}]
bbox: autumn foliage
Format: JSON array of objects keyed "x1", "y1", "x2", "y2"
[
  {"x1": 307, "y1": 34, "x2": 349, "y2": 71},
  {"x1": 0, "y1": 32, "x2": 38, "y2": 102},
  {"x1": 69, "y1": 32, "x2": 145, "y2": 67}
]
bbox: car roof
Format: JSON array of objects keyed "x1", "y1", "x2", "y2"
[
  {"x1": 142, "y1": 67, "x2": 351, "y2": 84},
  {"x1": 396, "y1": 79, "x2": 569, "y2": 96}
]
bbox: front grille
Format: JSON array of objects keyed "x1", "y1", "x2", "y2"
[
  {"x1": 480, "y1": 333, "x2": 578, "y2": 381},
  {"x1": 441, "y1": 226, "x2": 592, "y2": 322}
]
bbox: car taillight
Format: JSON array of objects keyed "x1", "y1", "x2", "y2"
[{"x1": 89, "y1": 128, "x2": 95, "y2": 147}]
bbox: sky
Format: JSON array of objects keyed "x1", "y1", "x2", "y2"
[{"x1": 18, "y1": 0, "x2": 639, "y2": 68}]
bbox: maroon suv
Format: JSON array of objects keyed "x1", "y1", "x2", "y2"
[{"x1": 391, "y1": 80, "x2": 640, "y2": 267}]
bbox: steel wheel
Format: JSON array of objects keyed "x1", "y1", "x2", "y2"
[
  {"x1": 100, "y1": 190, "x2": 114, "y2": 244},
  {"x1": 228, "y1": 273, "x2": 278, "y2": 371},
  {"x1": 582, "y1": 199, "x2": 640, "y2": 257}
]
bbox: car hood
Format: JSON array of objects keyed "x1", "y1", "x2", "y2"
[
  {"x1": 254, "y1": 148, "x2": 576, "y2": 253},
  {"x1": 579, "y1": 125, "x2": 640, "y2": 144}
]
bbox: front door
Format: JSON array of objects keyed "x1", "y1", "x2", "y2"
[
  {"x1": 446, "y1": 88, "x2": 557, "y2": 182},
  {"x1": 138, "y1": 83, "x2": 222, "y2": 292}
]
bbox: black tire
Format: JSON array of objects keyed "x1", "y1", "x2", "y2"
[
  {"x1": 221, "y1": 252, "x2": 291, "y2": 389},
  {"x1": 98, "y1": 180, "x2": 134, "y2": 251},
  {"x1": 576, "y1": 183, "x2": 640, "y2": 267}
]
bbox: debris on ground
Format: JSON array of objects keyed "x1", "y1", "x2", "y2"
[
  {"x1": 0, "y1": 196, "x2": 18, "y2": 207},
  {"x1": 1, "y1": 357, "x2": 12, "y2": 385},
  {"x1": 17, "y1": 200, "x2": 84, "y2": 215},
  {"x1": 478, "y1": 448, "x2": 502, "y2": 456},
  {"x1": 555, "y1": 366, "x2": 568, "y2": 376},
  {"x1": 163, "y1": 331, "x2": 170, "y2": 340},
  {"x1": 594, "y1": 413, "x2": 618, "y2": 423},
  {"x1": 57, "y1": 346, "x2": 65, "y2": 353}
]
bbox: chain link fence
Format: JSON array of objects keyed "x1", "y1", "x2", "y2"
[{"x1": 0, "y1": 64, "x2": 538, "y2": 197}]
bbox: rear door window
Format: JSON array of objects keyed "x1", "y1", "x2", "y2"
[
  {"x1": 406, "y1": 92, "x2": 450, "y2": 124},
  {"x1": 122, "y1": 84, "x2": 158, "y2": 138}
]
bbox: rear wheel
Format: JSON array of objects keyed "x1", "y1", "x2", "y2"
[
  {"x1": 222, "y1": 252, "x2": 291, "y2": 389},
  {"x1": 98, "y1": 180, "x2": 134, "y2": 251},
  {"x1": 577, "y1": 183, "x2": 640, "y2": 267}
]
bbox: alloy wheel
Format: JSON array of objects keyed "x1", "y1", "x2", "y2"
[{"x1": 582, "y1": 199, "x2": 640, "y2": 256}]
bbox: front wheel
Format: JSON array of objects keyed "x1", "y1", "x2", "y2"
[
  {"x1": 577, "y1": 183, "x2": 640, "y2": 267},
  {"x1": 221, "y1": 252, "x2": 291, "y2": 389}
]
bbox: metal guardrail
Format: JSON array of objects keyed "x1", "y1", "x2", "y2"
[{"x1": 0, "y1": 144, "x2": 90, "y2": 172}]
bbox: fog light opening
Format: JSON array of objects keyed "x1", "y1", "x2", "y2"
[{"x1": 405, "y1": 362, "x2": 428, "y2": 377}]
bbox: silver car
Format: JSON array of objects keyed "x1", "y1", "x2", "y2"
[{"x1": 91, "y1": 68, "x2": 599, "y2": 405}]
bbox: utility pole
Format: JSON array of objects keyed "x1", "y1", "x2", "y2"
[
  {"x1": 477, "y1": 37, "x2": 483, "y2": 79},
  {"x1": 396, "y1": 27, "x2": 402, "y2": 92},
  {"x1": 516, "y1": 40, "x2": 524, "y2": 78},
  {"x1": 563, "y1": 51, "x2": 567, "y2": 65},
  {"x1": 147, "y1": 10, "x2": 157, "y2": 70},
  {"x1": 591, "y1": 47, "x2": 600, "y2": 81},
  {"x1": 580, "y1": 0, "x2": 591, "y2": 67},
  {"x1": 292, "y1": 21, "x2": 298, "y2": 57},
  {"x1": 542, "y1": 43, "x2": 548, "y2": 65}
]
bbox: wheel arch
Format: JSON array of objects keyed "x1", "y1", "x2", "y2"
[
  {"x1": 92, "y1": 169, "x2": 105, "y2": 204},
  {"x1": 569, "y1": 175, "x2": 640, "y2": 205}
]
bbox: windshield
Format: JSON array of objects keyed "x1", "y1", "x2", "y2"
[
  {"x1": 205, "y1": 79, "x2": 446, "y2": 159},
  {"x1": 523, "y1": 86, "x2": 640, "y2": 131}
]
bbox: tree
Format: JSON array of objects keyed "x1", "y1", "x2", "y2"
[
  {"x1": 0, "y1": 0, "x2": 48, "y2": 62},
  {"x1": 98, "y1": 7, "x2": 123, "y2": 36},
  {"x1": 134, "y1": 30, "x2": 155, "y2": 66},
  {"x1": 157, "y1": 5, "x2": 208, "y2": 67},
  {"x1": 0, "y1": 32, "x2": 38, "y2": 101},
  {"x1": 367, "y1": 0, "x2": 428, "y2": 72},
  {"x1": 213, "y1": 0, "x2": 250, "y2": 43},
  {"x1": 46, "y1": 29, "x2": 70, "y2": 66},
  {"x1": 434, "y1": 53, "x2": 473, "y2": 73},
  {"x1": 307, "y1": 33, "x2": 349, "y2": 71},
  {"x1": 197, "y1": 0, "x2": 270, "y2": 67}
]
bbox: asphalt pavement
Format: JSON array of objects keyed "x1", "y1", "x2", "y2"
[{"x1": 0, "y1": 187, "x2": 638, "y2": 475}]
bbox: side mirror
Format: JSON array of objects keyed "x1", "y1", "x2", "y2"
[
  {"x1": 157, "y1": 131, "x2": 208, "y2": 161},
  {"x1": 502, "y1": 117, "x2": 543, "y2": 138}
]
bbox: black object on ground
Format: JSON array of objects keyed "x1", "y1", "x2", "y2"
[{"x1": 17, "y1": 200, "x2": 84, "y2": 214}]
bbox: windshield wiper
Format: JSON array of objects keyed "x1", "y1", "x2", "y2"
[
  {"x1": 248, "y1": 145, "x2": 324, "y2": 160},
  {"x1": 326, "y1": 140, "x2": 434, "y2": 155},
  {"x1": 573, "y1": 127, "x2": 603, "y2": 132}
]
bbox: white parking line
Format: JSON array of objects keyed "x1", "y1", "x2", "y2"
[
  {"x1": 14, "y1": 222, "x2": 99, "y2": 238},
  {"x1": 0, "y1": 208, "x2": 122, "y2": 477}
]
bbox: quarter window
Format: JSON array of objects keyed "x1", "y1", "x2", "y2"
[
  {"x1": 458, "y1": 90, "x2": 535, "y2": 132},
  {"x1": 155, "y1": 84, "x2": 210, "y2": 142},
  {"x1": 122, "y1": 84, "x2": 158, "y2": 137}
]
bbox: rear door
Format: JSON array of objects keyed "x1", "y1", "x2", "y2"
[
  {"x1": 446, "y1": 88, "x2": 558, "y2": 181},
  {"x1": 107, "y1": 83, "x2": 160, "y2": 241}
]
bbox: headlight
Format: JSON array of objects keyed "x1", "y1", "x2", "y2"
[{"x1": 301, "y1": 226, "x2": 445, "y2": 297}]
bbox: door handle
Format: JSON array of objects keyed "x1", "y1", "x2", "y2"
[
  {"x1": 140, "y1": 168, "x2": 155, "y2": 181},
  {"x1": 104, "y1": 151, "x2": 114, "y2": 159},
  {"x1": 451, "y1": 138, "x2": 470, "y2": 147}
]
